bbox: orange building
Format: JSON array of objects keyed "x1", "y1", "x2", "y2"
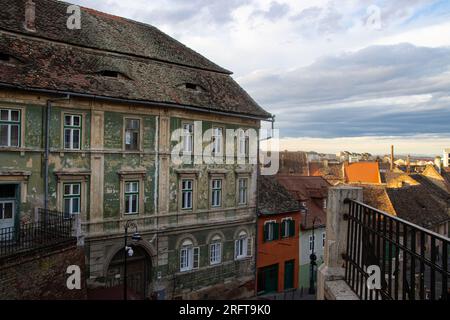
[{"x1": 256, "y1": 176, "x2": 300, "y2": 295}]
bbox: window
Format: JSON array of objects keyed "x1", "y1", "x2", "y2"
[
  {"x1": 64, "y1": 114, "x2": 81, "y2": 150},
  {"x1": 180, "y1": 240, "x2": 199, "y2": 272},
  {"x1": 238, "y1": 178, "x2": 248, "y2": 205},
  {"x1": 182, "y1": 123, "x2": 194, "y2": 154},
  {"x1": 281, "y1": 218, "x2": 295, "y2": 238},
  {"x1": 323, "y1": 199, "x2": 327, "y2": 209},
  {"x1": 0, "y1": 109, "x2": 20, "y2": 147},
  {"x1": 125, "y1": 119, "x2": 140, "y2": 151},
  {"x1": 322, "y1": 232, "x2": 326, "y2": 248},
  {"x1": 212, "y1": 127, "x2": 223, "y2": 156},
  {"x1": 263, "y1": 221, "x2": 279, "y2": 242},
  {"x1": 124, "y1": 181, "x2": 139, "y2": 214},
  {"x1": 309, "y1": 234, "x2": 315, "y2": 253},
  {"x1": 211, "y1": 179, "x2": 222, "y2": 207},
  {"x1": 63, "y1": 183, "x2": 81, "y2": 215},
  {"x1": 181, "y1": 179, "x2": 193, "y2": 210},
  {"x1": 235, "y1": 231, "x2": 252, "y2": 260},
  {"x1": 210, "y1": 240, "x2": 222, "y2": 265},
  {"x1": 237, "y1": 129, "x2": 249, "y2": 157}
]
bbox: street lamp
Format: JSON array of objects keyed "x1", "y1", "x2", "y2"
[
  {"x1": 309, "y1": 216, "x2": 321, "y2": 295},
  {"x1": 123, "y1": 220, "x2": 142, "y2": 300}
]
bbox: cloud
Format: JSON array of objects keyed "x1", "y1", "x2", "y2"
[
  {"x1": 251, "y1": 1, "x2": 290, "y2": 22},
  {"x1": 240, "y1": 44, "x2": 450, "y2": 138}
]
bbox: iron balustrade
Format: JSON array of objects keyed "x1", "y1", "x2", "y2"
[
  {"x1": 343, "y1": 199, "x2": 449, "y2": 300},
  {"x1": 0, "y1": 208, "x2": 74, "y2": 258}
]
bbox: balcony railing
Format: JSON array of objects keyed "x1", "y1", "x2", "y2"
[
  {"x1": 344, "y1": 199, "x2": 449, "y2": 300},
  {"x1": 0, "y1": 209, "x2": 75, "y2": 258}
]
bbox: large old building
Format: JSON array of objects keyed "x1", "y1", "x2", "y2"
[{"x1": 0, "y1": 0, "x2": 271, "y2": 299}]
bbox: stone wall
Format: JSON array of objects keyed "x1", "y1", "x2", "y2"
[{"x1": 0, "y1": 242, "x2": 87, "y2": 300}]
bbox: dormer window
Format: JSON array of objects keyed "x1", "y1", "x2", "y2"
[
  {"x1": 0, "y1": 53, "x2": 21, "y2": 65},
  {"x1": 179, "y1": 83, "x2": 205, "y2": 93}
]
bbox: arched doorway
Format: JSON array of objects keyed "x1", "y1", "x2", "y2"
[{"x1": 106, "y1": 246, "x2": 152, "y2": 299}]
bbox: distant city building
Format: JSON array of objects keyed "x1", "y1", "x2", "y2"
[{"x1": 443, "y1": 148, "x2": 450, "y2": 167}]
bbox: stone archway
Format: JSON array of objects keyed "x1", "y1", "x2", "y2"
[{"x1": 105, "y1": 245, "x2": 152, "y2": 299}]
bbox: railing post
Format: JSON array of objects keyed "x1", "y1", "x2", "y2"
[
  {"x1": 72, "y1": 214, "x2": 85, "y2": 247},
  {"x1": 317, "y1": 186, "x2": 363, "y2": 300}
]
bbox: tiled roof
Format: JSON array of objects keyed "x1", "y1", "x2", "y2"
[
  {"x1": 276, "y1": 176, "x2": 330, "y2": 201},
  {"x1": 386, "y1": 185, "x2": 449, "y2": 229},
  {"x1": 0, "y1": 0, "x2": 271, "y2": 119},
  {"x1": 344, "y1": 162, "x2": 381, "y2": 184},
  {"x1": 258, "y1": 176, "x2": 300, "y2": 216}
]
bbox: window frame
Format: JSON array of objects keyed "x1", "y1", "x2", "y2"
[
  {"x1": 181, "y1": 178, "x2": 194, "y2": 210},
  {"x1": 180, "y1": 242, "x2": 200, "y2": 272},
  {"x1": 181, "y1": 122, "x2": 194, "y2": 155},
  {"x1": 210, "y1": 178, "x2": 222, "y2": 208},
  {"x1": 124, "y1": 181, "x2": 139, "y2": 215},
  {"x1": 309, "y1": 234, "x2": 316, "y2": 253},
  {"x1": 63, "y1": 114, "x2": 82, "y2": 150},
  {"x1": 281, "y1": 217, "x2": 293, "y2": 238},
  {"x1": 322, "y1": 232, "x2": 326, "y2": 248},
  {"x1": 209, "y1": 241, "x2": 222, "y2": 265},
  {"x1": 123, "y1": 117, "x2": 142, "y2": 151},
  {"x1": 237, "y1": 129, "x2": 249, "y2": 158},
  {"x1": 237, "y1": 177, "x2": 248, "y2": 206},
  {"x1": 211, "y1": 126, "x2": 224, "y2": 157},
  {"x1": 0, "y1": 108, "x2": 21, "y2": 148},
  {"x1": 63, "y1": 182, "x2": 81, "y2": 215}
]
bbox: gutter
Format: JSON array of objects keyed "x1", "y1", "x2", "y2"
[{"x1": 0, "y1": 82, "x2": 274, "y2": 122}]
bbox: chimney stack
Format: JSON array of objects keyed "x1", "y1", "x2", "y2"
[
  {"x1": 24, "y1": 0, "x2": 36, "y2": 32},
  {"x1": 406, "y1": 154, "x2": 411, "y2": 174},
  {"x1": 390, "y1": 145, "x2": 394, "y2": 171}
]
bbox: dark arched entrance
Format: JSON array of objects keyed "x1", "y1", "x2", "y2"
[{"x1": 106, "y1": 246, "x2": 152, "y2": 299}]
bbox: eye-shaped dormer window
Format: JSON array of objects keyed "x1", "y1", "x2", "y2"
[
  {"x1": 0, "y1": 53, "x2": 22, "y2": 65},
  {"x1": 179, "y1": 83, "x2": 206, "y2": 93},
  {"x1": 96, "y1": 70, "x2": 131, "y2": 80}
]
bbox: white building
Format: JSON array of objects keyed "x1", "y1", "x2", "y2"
[{"x1": 443, "y1": 148, "x2": 450, "y2": 168}]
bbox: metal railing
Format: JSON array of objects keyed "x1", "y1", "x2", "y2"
[
  {"x1": 343, "y1": 199, "x2": 449, "y2": 300},
  {"x1": 0, "y1": 209, "x2": 74, "y2": 258}
]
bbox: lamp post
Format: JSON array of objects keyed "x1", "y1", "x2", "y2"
[
  {"x1": 309, "y1": 216, "x2": 321, "y2": 295},
  {"x1": 123, "y1": 220, "x2": 142, "y2": 300}
]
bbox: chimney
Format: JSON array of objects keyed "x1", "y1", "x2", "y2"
[
  {"x1": 390, "y1": 145, "x2": 394, "y2": 171},
  {"x1": 406, "y1": 155, "x2": 411, "y2": 174},
  {"x1": 323, "y1": 159, "x2": 329, "y2": 168},
  {"x1": 435, "y1": 156, "x2": 442, "y2": 173},
  {"x1": 24, "y1": 0, "x2": 36, "y2": 32}
]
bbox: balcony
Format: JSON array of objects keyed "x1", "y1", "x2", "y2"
[
  {"x1": 0, "y1": 209, "x2": 76, "y2": 260},
  {"x1": 317, "y1": 186, "x2": 449, "y2": 300}
]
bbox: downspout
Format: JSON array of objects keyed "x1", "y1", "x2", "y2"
[
  {"x1": 254, "y1": 114, "x2": 275, "y2": 295},
  {"x1": 44, "y1": 95, "x2": 70, "y2": 218}
]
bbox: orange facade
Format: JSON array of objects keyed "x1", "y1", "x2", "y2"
[{"x1": 256, "y1": 211, "x2": 300, "y2": 294}]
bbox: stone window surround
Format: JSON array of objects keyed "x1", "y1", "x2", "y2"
[
  {"x1": 176, "y1": 169, "x2": 200, "y2": 213},
  {"x1": 55, "y1": 170, "x2": 90, "y2": 220},
  {"x1": 60, "y1": 111, "x2": 87, "y2": 150},
  {"x1": 235, "y1": 173, "x2": 250, "y2": 207},
  {"x1": 0, "y1": 170, "x2": 31, "y2": 203},
  {"x1": 208, "y1": 171, "x2": 226, "y2": 210},
  {"x1": 0, "y1": 106, "x2": 25, "y2": 149},
  {"x1": 118, "y1": 170, "x2": 146, "y2": 217}
]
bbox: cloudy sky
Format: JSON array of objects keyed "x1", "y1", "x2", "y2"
[{"x1": 70, "y1": 0, "x2": 450, "y2": 156}]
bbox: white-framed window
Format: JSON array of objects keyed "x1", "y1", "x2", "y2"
[
  {"x1": 181, "y1": 179, "x2": 193, "y2": 210},
  {"x1": 281, "y1": 218, "x2": 294, "y2": 238},
  {"x1": 322, "y1": 232, "x2": 326, "y2": 248},
  {"x1": 238, "y1": 178, "x2": 248, "y2": 205},
  {"x1": 0, "y1": 109, "x2": 20, "y2": 148},
  {"x1": 64, "y1": 114, "x2": 81, "y2": 150},
  {"x1": 323, "y1": 199, "x2": 327, "y2": 209},
  {"x1": 63, "y1": 183, "x2": 80, "y2": 215},
  {"x1": 124, "y1": 181, "x2": 139, "y2": 214},
  {"x1": 211, "y1": 179, "x2": 222, "y2": 207},
  {"x1": 212, "y1": 127, "x2": 223, "y2": 156},
  {"x1": 182, "y1": 122, "x2": 194, "y2": 154},
  {"x1": 235, "y1": 231, "x2": 252, "y2": 260},
  {"x1": 237, "y1": 129, "x2": 249, "y2": 157},
  {"x1": 309, "y1": 234, "x2": 316, "y2": 253},
  {"x1": 125, "y1": 118, "x2": 140, "y2": 151},
  {"x1": 264, "y1": 221, "x2": 278, "y2": 242},
  {"x1": 209, "y1": 240, "x2": 222, "y2": 265},
  {"x1": 180, "y1": 240, "x2": 199, "y2": 272}
]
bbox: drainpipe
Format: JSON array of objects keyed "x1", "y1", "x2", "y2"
[
  {"x1": 44, "y1": 95, "x2": 70, "y2": 218},
  {"x1": 254, "y1": 114, "x2": 275, "y2": 295}
]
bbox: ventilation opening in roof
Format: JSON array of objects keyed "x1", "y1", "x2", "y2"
[
  {"x1": 0, "y1": 53, "x2": 11, "y2": 62},
  {"x1": 185, "y1": 83, "x2": 198, "y2": 90},
  {"x1": 98, "y1": 70, "x2": 120, "y2": 78}
]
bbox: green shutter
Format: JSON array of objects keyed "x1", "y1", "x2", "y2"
[
  {"x1": 263, "y1": 224, "x2": 268, "y2": 242},
  {"x1": 289, "y1": 220, "x2": 296, "y2": 237},
  {"x1": 273, "y1": 223, "x2": 280, "y2": 240}
]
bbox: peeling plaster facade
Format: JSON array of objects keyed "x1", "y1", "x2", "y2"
[{"x1": 0, "y1": 89, "x2": 261, "y2": 299}]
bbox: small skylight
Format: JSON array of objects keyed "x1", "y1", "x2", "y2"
[
  {"x1": 185, "y1": 83, "x2": 198, "y2": 90},
  {"x1": 98, "y1": 70, "x2": 120, "y2": 78},
  {"x1": 0, "y1": 53, "x2": 13, "y2": 62}
]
